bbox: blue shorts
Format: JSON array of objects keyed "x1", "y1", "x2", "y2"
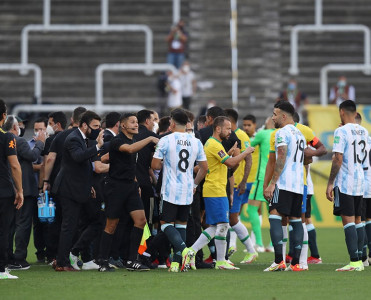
[
  {"x1": 301, "y1": 185, "x2": 308, "y2": 214},
  {"x1": 204, "y1": 197, "x2": 229, "y2": 225},
  {"x1": 230, "y1": 187, "x2": 249, "y2": 213},
  {"x1": 242, "y1": 183, "x2": 253, "y2": 204}
]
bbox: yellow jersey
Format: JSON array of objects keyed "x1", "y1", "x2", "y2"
[
  {"x1": 269, "y1": 123, "x2": 319, "y2": 185},
  {"x1": 203, "y1": 137, "x2": 230, "y2": 197},
  {"x1": 233, "y1": 128, "x2": 251, "y2": 187}
]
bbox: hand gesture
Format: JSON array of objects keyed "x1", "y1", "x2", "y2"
[
  {"x1": 151, "y1": 137, "x2": 159, "y2": 144},
  {"x1": 96, "y1": 129, "x2": 104, "y2": 148},
  {"x1": 35, "y1": 130, "x2": 46, "y2": 143},
  {"x1": 228, "y1": 142, "x2": 238, "y2": 156}
]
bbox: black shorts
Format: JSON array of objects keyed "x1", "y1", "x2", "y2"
[
  {"x1": 269, "y1": 187, "x2": 302, "y2": 218},
  {"x1": 333, "y1": 187, "x2": 363, "y2": 217},
  {"x1": 105, "y1": 178, "x2": 143, "y2": 219},
  {"x1": 362, "y1": 198, "x2": 371, "y2": 221},
  {"x1": 305, "y1": 194, "x2": 313, "y2": 218},
  {"x1": 160, "y1": 199, "x2": 190, "y2": 223}
]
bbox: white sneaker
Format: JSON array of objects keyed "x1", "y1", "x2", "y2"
[
  {"x1": 82, "y1": 260, "x2": 100, "y2": 270},
  {"x1": 363, "y1": 260, "x2": 369, "y2": 267},
  {"x1": 255, "y1": 245, "x2": 266, "y2": 253},
  {"x1": 69, "y1": 252, "x2": 81, "y2": 270},
  {"x1": 265, "y1": 245, "x2": 274, "y2": 253},
  {"x1": 157, "y1": 264, "x2": 168, "y2": 269},
  {"x1": 0, "y1": 269, "x2": 18, "y2": 279}
]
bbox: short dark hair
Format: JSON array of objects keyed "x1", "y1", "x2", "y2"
[
  {"x1": 137, "y1": 109, "x2": 154, "y2": 124},
  {"x1": 355, "y1": 112, "x2": 362, "y2": 122},
  {"x1": 34, "y1": 117, "x2": 48, "y2": 128},
  {"x1": 339, "y1": 100, "x2": 356, "y2": 113},
  {"x1": 79, "y1": 111, "x2": 101, "y2": 127},
  {"x1": 206, "y1": 106, "x2": 226, "y2": 120},
  {"x1": 48, "y1": 111, "x2": 67, "y2": 129},
  {"x1": 0, "y1": 99, "x2": 7, "y2": 121},
  {"x1": 243, "y1": 114, "x2": 256, "y2": 123},
  {"x1": 158, "y1": 116, "x2": 170, "y2": 134},
  {"x1": 72, "y1": 106, "x2": 87, "y2": 123},
  {"x1": 171, "y1": 108, "x2": 189, "y2": 126},
  {"x1": 105, "y1": 112, "x2": 121, "y2": 128},
  {"x1": 225, "y1": 108, "x2": 238, "y2": 123},
  {"x1": 184, "y1": 109, "x2": 195, "y2": 123},
  {"x1": 213, "y1": 116, "x2": 230, "y2": 131},
  {"x1": 293, "y1": 112, "x2": 300, "y2": 123},
  {"x1": 274, "y1": 100, "x2": 295, "y2": 116},
  {"x1": 197, "y1": 115, "x2": 206, "y2": 124},
  {"x1": 120, "y1": 112, "x2": 137, "y2": 123}
]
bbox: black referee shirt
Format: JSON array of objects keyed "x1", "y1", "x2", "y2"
[
  {"x1": 0, "y1": 130, "x2": 17, "y2": 198},
  {"x1": 109, "y1": 131, "x2": 137, "y2": 181},
  {"x1": 199, "y1": 125, "x2": 241, "y2": 151}
]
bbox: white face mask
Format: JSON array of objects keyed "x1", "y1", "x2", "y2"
[
  {"x1": 152, "y1": 122, "x2": 159, "y2": 134},
  {"x1": 17, "y1": 126, "x2": 21, "y2": 136},
  {"x1": 46, "y1": 124, "x2": 55, "y2": 136}
]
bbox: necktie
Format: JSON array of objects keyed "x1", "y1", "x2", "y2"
[{"x1": 85, "y1": 138, "x2": 89, "y2": 148}]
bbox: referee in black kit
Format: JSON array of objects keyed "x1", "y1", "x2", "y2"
[{"x1": 98, "y1": 113, "x2": 158, "y2": 272}]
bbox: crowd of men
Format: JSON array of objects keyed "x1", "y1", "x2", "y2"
[{"x1": 0, "y1": 97, "x2": 370, "y2": 279}]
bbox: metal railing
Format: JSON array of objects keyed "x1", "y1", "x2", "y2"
[
  {"x1": 95, "y1": 63, "x2": 177, "y2": 107},
  {"x1": 289, "y1": 0, "x2": 371, "y2": 76}
]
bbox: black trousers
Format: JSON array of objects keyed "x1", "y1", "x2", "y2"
[
  {"x1": 33, "y1": 204, "x2": 48, "y2": 260},
  {"x1": 12, "y1": 196, "x2": 36, "y2": 261},
  {"x1": 0, "y1": 197, "x2": 15, "y2": 272},
  {"x1": 140, "y1": 184, "x2": 154, "y2": 226},
  {"x1": 57, "y1": 196, "x2": 101, "y2": 267},
  {"x1": 45, "y1": 195, "x2": 63, "y2": 260}
]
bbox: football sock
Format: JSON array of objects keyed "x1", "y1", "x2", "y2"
[
  {"x1": 162, "y1": 224, "x2": 186, "y2": 264},
  {"x1": 192, "y1": 226, "x2": 216, "y2": 253},
  {"x1": 99, "y1": 231, "x2": 114, "y2": 261},
  {"x1": 307, "y1": 223, "x2": 320, "y2": 258},
  {"x1": 208, "y1": 238, "x2": 216, "y2": 259},
  {"x1": 282, "y1": 225, "x2": 288, "y2": 262},
  {"x1": 290, "y1": 219, "x2": 303, "y2": 266},
  {"x1": 288, "y1": 225, "x2": 294, "y2": 257},
  {"x1": 365, "y1": 221, "x2": 371, "y2": 257},
  {"x1": 356, "y1": 223, "x2": 365, "y2": 261},
  {"x1": 344, "y1": 223, "x2": 359, "y2": 262},
  {"x1": 175, "y1": 224, "x2": 187, "y2": 244},
  {"x1": 299, "y1": 223, "x2": 309, "y2": 266},
  {"x1": 247, "y1": 204, "x2": 263, "y2": 246},
  {"x1": 229, "y1": 228, "x2": 237, "y2": 248},
  {"x1": 215, "y1": 223, "x2": 228, "y2": 261},
  {"x1": 129, "y1": 226, "x2": 143, "y2": 261},
  {"x1": 269, "y1": 215, "x2": 283, "y2": 264},
  {"x1": 362, "y1": 232, "x2": 368, "y2": 261},
  {"x1": 232, "y1": 221, "x2": 255, "y2": 253}
]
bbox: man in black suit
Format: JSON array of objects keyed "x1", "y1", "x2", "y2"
[
  {"x1": 3, "y1": 115, "x2": 45, "y2": 270},
  {"x1": 53, "y1": 111, "x2": 104, "y2": 271}
]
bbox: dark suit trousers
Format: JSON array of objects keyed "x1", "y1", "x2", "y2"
[
  {"x1": 33, "y1": 205, "x2": 47, "y2": 260},
  {"x1": 46, "y1": 195, "x2": 63, "y2": 260},
  {"x1": 0, "y1": 197, "x2": 15, "y2": 272},
  {"x1": 13, "y1": 196, "x2": 36, "y2": 261}
]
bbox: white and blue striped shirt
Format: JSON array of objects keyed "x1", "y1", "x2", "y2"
[
  {"x1": 332, "y1": 123, "x2": 369, "y2": 196},
  {"x1": 153, "y1": 132, "x2": 206, "y2": 205},
  {"x1": 275, "y1": 124, "x2": 305, "y2": 195},
  {"x1": 363, "y1": 136, "x2": 371, "y2": 198}
]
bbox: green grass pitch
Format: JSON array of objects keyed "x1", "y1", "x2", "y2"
[{"x1": 1, "y1": 228, "x2": 370, "y2": 300}]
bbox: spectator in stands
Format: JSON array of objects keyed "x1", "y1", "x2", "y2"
[
  {"x1": 166, "y1": 20, "x2": 188, "y2": 69},
  {"x1": 277, "y1": 79, "x2": 308, "y2": 111},
  {"x1": 179, "y1": 61, "x2": 197, "y2": 110},
  {"x1": 166, "y1": 70, "x2": 182, "y2": 112},
  {"x1": 329, "y1": 76, "x2": 355, "y2": 106}
]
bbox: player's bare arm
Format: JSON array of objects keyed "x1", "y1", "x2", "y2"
[{"x1": 326, "y1": 152, "x2": 343, "y2": 202}]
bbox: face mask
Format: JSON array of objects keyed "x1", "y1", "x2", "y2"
[
  {"x1": 183, "y1": 65, "x2": 190, "y2": 73},
  {"x1": 17, "y1": 126, "x2": 21, "y2": 136},
  {"x1": 288, "y1": 83, "x2": 296, "y2": 91},
  {"x1": 88, "y1": 126, "x2": 100, "y2": 140},
  {"x1": 46, "y1": 125, "x2": 55, "y2": 136},
  {"x1": 337, "y1": 80, "x2": 346, "y2": 88},
  {"x1": 19, "y1": 127, "x2": 25, "y2": 137},
  {"x1": 152, "y1": 122, "x2": 159, "y2": 134}
]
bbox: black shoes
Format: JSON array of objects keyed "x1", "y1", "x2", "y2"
[
  {"x1": 7, "y1": 260, "x2": 31, "y2": 270},
  {"x1": 126, "y1": 260, "x2": 150, "y2": 271}
]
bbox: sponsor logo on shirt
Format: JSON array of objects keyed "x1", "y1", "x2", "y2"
[
  {"x1": 333, "y1": 136, "x2": 340, "y2": 144},
  {"x1": 277, "y1": 137, "x2": 283, "y2": 144},
  {"x1": 8, "y1": 139, "x2": 16, "y2": 149},
  {"x1": 218, "y1": 150, "x2": 226, "y2": 158}
]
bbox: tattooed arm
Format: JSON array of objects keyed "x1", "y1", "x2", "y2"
[
  {"x1": 263, "y1": 145, "x2": 287, "y2": 201},
  {"x1": 326, "y1": 152, "x2": 343, "y2": 202}
]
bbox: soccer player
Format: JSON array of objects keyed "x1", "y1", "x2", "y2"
[
  {"x1": 224, "y1": 109, "x2": 257, "y2": 263},
  {"x1": 247, "y1": 117, "x2": 275, "y2": 252},
  {"x1": 187, "y1": 116, "x2": 255, "y2": 270},
  {"x1": 326, "y1": 100, "x2": 369, "y2": 271},
  {"x1": 151, "y1": 108, "x2": 208, "y2": 272},
  {"x1": 263, "y1": 101, "x2": 306, "y2": 272}
]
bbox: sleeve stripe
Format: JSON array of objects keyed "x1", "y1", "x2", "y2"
[{"x1": 221, "y1": 155, "x2": 230, "y2": 164}]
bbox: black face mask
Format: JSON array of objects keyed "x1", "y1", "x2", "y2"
[
  {"x1": 87, "y1": 125, "x2": 100, "y2": 140},
  {"x1": 19, "y1": 127, "x2": 25, "y2": 137}
]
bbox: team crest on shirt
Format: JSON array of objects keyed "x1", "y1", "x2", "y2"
[
  {"x1": 334, "y1": 136, "x2": 340, "y2": 144},
  {"x1": 244, "y1": 141, "x2": 250, "y2": 148},
  {"x1": 218, "y1": 150, "x2": 226, "y2": 158},
  {"x1": 277, "y1": 137, "x2": 283, "y2": 144}
]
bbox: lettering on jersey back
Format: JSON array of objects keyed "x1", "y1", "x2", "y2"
[{"x1": 177, "y1": 139, "x2": 191, "y2": 147}]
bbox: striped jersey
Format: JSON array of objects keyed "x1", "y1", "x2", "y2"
[
  {"x1": 332, "y1": 123, "x2": 369, "y2": 196},
  {"x1": 363, "y1": 135, "x2": 371, "y2": 198},
  {"x1": 153, "y1": 132, "x2": 206, "y2": 205},
  {"x1": 275, "y1": 124, "x2": 305, "y2": 194}
]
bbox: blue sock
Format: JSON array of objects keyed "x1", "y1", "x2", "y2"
[
  {"x1": 290, "y1": 219, "x2": 303, "y2": 266},
  {"x1": 162, "y1": 224, "x2": 186, "y2": 263},
  {"x1": 356, "y1": 223, "x2": 365, "y2": 261},
  {"x1": 269, "y1": 215, "x2": 283, "y2": 264},
  {"x1": 344, "y1": 223, "x2": 359, "y2": 262}
]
